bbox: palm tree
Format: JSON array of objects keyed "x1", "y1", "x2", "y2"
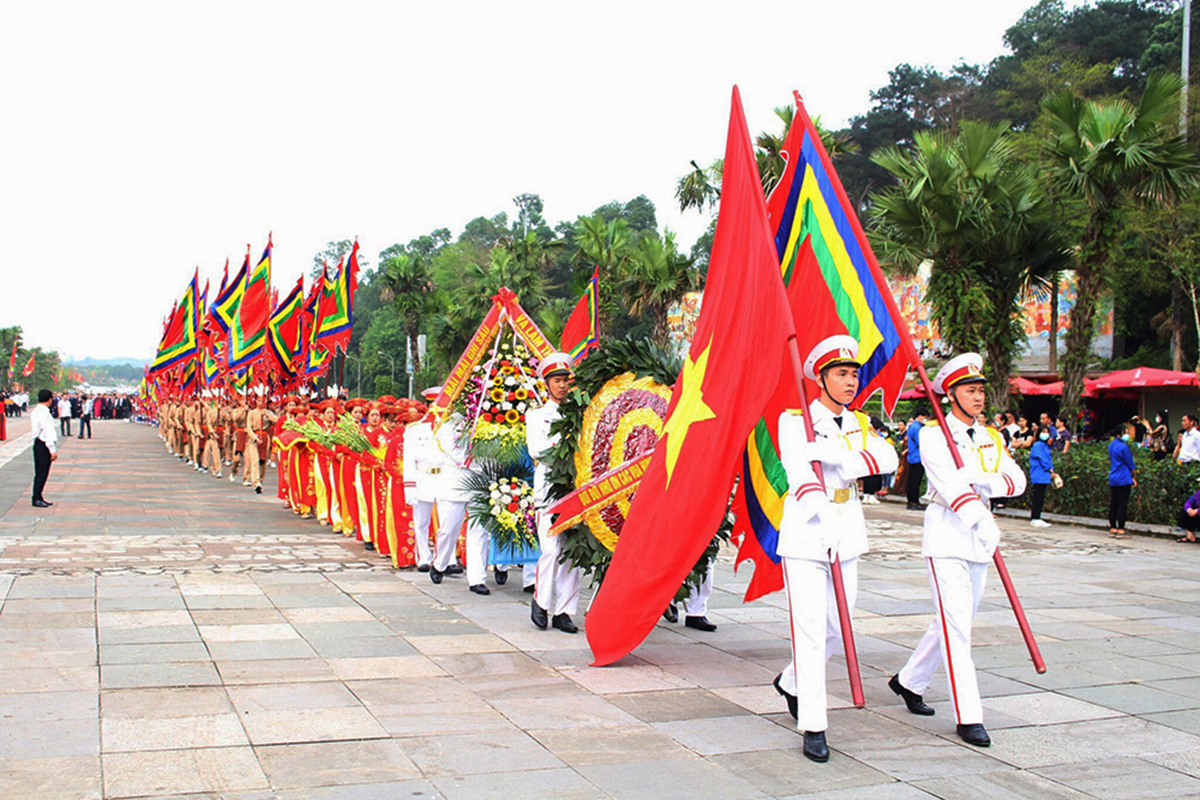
[
  {"x1": 378, "y1": 253, "x2": 438, "y2": 374},
  {"x1": 869, "y1": 121, "x2": 1073, "y2": 410},
  {"x1": 1042, "y1": 73, "x2": 1200, "y2": 413},
  {"x1": 618, "y1": 231, "x2": 698, "y2": 347}
]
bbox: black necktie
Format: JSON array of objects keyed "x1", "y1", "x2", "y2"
[
  {"x1": 833, "y1": 416, "x2": 843, "y2": 430},
  {"x1": 966, "y1": 429, "x2": 975, "y2": 442}
]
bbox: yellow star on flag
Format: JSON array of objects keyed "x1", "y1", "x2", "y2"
[{"x1": 662, "y1": 337, "x2": 716, "y2": 487}]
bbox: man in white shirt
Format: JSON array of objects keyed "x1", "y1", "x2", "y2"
[
  {"x1": 57, "y1": 395, "x2": 72, "y2": 437},
  {"x1": 30, "y1": 389, "x2": 58, "y2": 508},
  {"x1": 1177, "y1": 415, "x2": 1200, "y2": 463}
]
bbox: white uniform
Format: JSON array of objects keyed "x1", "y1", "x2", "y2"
[
  {"x1": 527, "y1": 399, "x2": 581, "y2": 616},
  {"x1": 430, "y1": 415, "x2": 470, "y2": 573},
  {"x1": 897, "y1": 415, "x2": 1026, "y2": 726},
  {"x1": 403, "y1": 419, "x2": 442, "y2": 568},
  {"x1": 776, "y1": 400, "x2": 898, "y2": 733}
]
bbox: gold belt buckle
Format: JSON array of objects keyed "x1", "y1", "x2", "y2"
[
  {"x1": 832, "y1": 488, "x2": 851, "y2": 504},
  {"x1": 428, "y1": 467, "x2": 441, "y2": 475}
]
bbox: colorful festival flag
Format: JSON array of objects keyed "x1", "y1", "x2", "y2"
[
  {"x1": 213, "y1": 247, "x2": 266, "y2": 370},
  {"x1": 313, "y1": 241, "x2": 359, "y2": 356},
  {"x1": 730, "y1": 91, "x2": 918, "y2": 602},
  {"x1": 301, "y1": 266, "x2": 332, "y2": 378},
  {"x1": 6, "y1": 337, "x2": 17, "y2": 378},
  {"x1": 561, "y1": 266, "x2": 600, "y2": 364},
  {"x1": 585, "y1": 87, "x2": 796, "y2": 666},
  {"x1": 266, "y1": 277, "x2": 305, "y2": 381},
  {"x1": 22, "y1": 353, "x2": 35, "y2": 377},
  {"x1": 149, "y1": 271, "x2": 201, "y2": 375}
]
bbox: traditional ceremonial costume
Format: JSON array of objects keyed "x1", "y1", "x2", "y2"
[
  {"x1": 775, "y1": 336, "x2": 898, "y2": 762},
  {"x1": 383, "y1": 411, "x2": 417, "y2": 568},
  {"x1": 528, "y1": 353, "x2": 582, "y2": 633},
  {"x1": 892, "y1": 353, "x2": 1026, "y2": 748}
]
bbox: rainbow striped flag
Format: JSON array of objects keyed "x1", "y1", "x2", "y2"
[
  {"x1": 149, "y1": 270, "x2": 201, "y2": 375},
  {"x1": 313, "y1": 241, "x2": 359, "y2": 355},
  {"x1": 732, "y1": 92, "x2": 916, "y2": 603},
  {"x1": 266, "y1": 277, "x2": 305, "y2": 381},
  {"x1": 561, "y1": 265, "x2": 600, "y2": 364}
]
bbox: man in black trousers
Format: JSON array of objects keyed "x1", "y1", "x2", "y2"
[
  {"x1": 78, "y1": 395, "x2": 92, "y2": 439},
  {"x1": 30, "y1": 389, "x2": 58, "y2": 508}
]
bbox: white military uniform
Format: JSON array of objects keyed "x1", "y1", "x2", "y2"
[
  {"x1": 431, "y1": 414, "x2": 471, "y2": 573},
  {"x1": 527, "y1": 397, "x2": 581, "y2": 616},
  {"x1": 403, "y1": 418, "x2": 441, "y2": 569},
  {"x1": 897, "y1": 380, "x2": 1026, "y2": 727},
  {"x1": 776, "y1": 398, "x2": 898, "y2": 733}
]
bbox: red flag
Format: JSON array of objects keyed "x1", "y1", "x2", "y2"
[
  {"x1": 561, "y1": 266, "x2": 600, "y2": 363},
  {"x1": 6, "y1": 338, "x2": 16, "y2": 378},
  {"x1": 22, "y1": 353, "x2": 35, "y2": 377},
  {"x1": 585, "y1": 87, "x2": 796, "y2": 666}
]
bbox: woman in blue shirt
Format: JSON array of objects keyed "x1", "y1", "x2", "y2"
[
  {"x1": 1029, "y1": 431, "x2": 1055, "y2": 528},
  {"x1": 1108, "y1": 423, "x2": 1137, "y2": 539}
]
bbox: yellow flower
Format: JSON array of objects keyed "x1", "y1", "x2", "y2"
[
  {"x1": 504, "y1": 409, "x2": 520, "y2": 424},
  {"x1": 490, "y1": 388, "x2": 504, "y2": 402},
  {"x1": 514, "y1": 388, "x2": 528, "y2": 401}
]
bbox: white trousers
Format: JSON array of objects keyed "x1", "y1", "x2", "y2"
[
  {"x1": 898, "y1": 557, "x2": 988, "y2": 725},
  {"x1": 779, "y1": 556, "x2": 859, "y2": 733},
  {"x1": 432, "y1": 500, "x2": 467, "y2": 572},
  {"x1": 465, "y1": 520, "x2": 491, "y2": 586},
  {"x1": 412, "y1": 500, "x2": 435, "y2": 568},
  {"x1": 683, "y1": 564, "x2": 714, "y2": 616},
  {"x1": 534, "y1": 510, "x2": 580, "y2": 616}
]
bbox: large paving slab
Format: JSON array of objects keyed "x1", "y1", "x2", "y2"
[{"x1": 1, "y1": 420, "x2": 1200, "y2": 796}]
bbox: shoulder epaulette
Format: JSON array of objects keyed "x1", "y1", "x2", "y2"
[
  {"x1": 785, "y1": 408, "x2": 805, "y2": 416},
  {"x1": 923, "y1": 419, "x2": 941, "y2": 427}
]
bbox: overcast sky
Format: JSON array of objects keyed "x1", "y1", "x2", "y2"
[{"x1": 1, "y1": 0, "x2": 1077, "y2": 362}]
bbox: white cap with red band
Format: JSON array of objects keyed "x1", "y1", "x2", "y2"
[
  {"x1": 931, "y1": 353, "x2": 986, "y2": 395},
  {"x1": 803, "y1": 335, "x2": 861, "y2": 381},
  {"x1": 538, "y1": 352, "x2": 573, "y2": 380},
  {"x1": 421, "y1": 386, "x2": 442, "y2": 401}
]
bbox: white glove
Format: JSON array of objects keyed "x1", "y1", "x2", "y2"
[{"x1": 973, "y1": 515, "x2": 1001, "y2": 554}]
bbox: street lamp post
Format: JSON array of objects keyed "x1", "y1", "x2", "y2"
[
  {"x1": 378, "y1": 351, "x2": 396, "y2": 390},
  {"x1": 344, "y1": 355, "x2": 362, "y2": 398}
]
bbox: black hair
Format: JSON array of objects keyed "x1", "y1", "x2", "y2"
[
  {"x1": 1111, "y1": 422, "x2": 1132, "y2": 438},
  {"x1": 913, "y1": 405, "x2": 929, "y2": 417},
  {"x1": 38, "y1": 389, "x2": 53, "y2": 403}
]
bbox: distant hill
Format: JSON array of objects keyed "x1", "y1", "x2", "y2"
[{"x1": 69, "y1": 356, "x2": 148, "y2": 368}]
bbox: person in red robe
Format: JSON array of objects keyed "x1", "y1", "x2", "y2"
[{"x1": 359, "y1": 401, "x2": 391, "y2": 557}]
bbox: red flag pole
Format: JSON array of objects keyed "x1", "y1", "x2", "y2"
[
  {"x1": 785, "y1": 335, "x2": 866, "y2": 708},
  {"x1": 909, "y1": 362, "x2": 1046, "y2": 674}
]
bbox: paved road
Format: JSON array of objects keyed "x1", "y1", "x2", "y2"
[{"x1": 2, "y1": 421, "x2": 1200, "y2": 797}]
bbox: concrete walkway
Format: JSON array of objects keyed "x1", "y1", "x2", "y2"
[{"x1": 3, "y1": 421, "x2": 1200, "y2": 797}]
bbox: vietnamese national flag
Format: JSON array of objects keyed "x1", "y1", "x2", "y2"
[
  {"x1": 22, "y1": 353, "x2": 35, "y2": 377},
  {"x1": 585, "y1": 87, "x2": 796, "y2": 666}
]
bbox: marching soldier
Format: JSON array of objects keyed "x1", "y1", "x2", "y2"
[
  {"x1": 527, "y1": 353, "x2": 582, "y2": 634},
  {"x1": 229, "y1": 394, "x2": 249, "y2": 483},
  {"x1": 429, "y1": 409, "x2": 469, "y2": 583},
  {"x1": 773, "y1": 335, "x2": 898, "y2": 762},
  {"x1": 202, "y1": 399, "x2": 222, "y2": 478},
  {"x1": 244, "y1": 394, "x2": 276, "y2": 494},
  {"x1": 403, "y1": 388, "x2": 443, "y2": 573},
  {"x1": 889, "y1": 354, "x2": 1026, "y2": 748}
]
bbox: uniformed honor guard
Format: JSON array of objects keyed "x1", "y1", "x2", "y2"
[
  {"x1": 430, "y1": 407, "x2": 469, "y2": 583},
  {"x1": 403, "y1": 387, "x2": 443, "y2": 572},
  {"x1": 889, "y1": 353, "x2": 1026, "y2": 748},
  {"x1": 774, "y1": 335, "x2": 898, "y2": 763},
  {"x1": 527, "y1": 352, "x2": 582, "y2": 634}
]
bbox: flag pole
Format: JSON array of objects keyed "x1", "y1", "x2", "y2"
[{"x1": 786, "y1": 335, "x2": 866, "y2": 708}]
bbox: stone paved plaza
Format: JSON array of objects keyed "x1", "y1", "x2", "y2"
[{"x1": 3, "y1": 421, "x2": 1200, "y2": 797}]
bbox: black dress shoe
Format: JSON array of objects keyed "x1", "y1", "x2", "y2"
[
  {"x1": 552, "y1": 613, "x2": 578, "y2": 634},
  {"x1": 531, "y1": 598, "x2": 548, "y2": 630},
  {"x1": 429, "y1": 568, "x2": 444, "y2": 585},
  {"x1": 255, "y1": 486, "x2": 263, "y2": 494},
  {"x1": 773, "y1": 674, "x2": 798, "y2": 720},
  {"x1": 494, "y1": 568, "x2": 508, "y2": 585},
  {"x1": 363, "y1": 542, "x2": 375, "y2": 552},
  {"x1": 906, "y1": 502, "x2": 924, "y2": 511},
  {"x1": 446, "y1": 564, "x2": 464, "y2": 575},
  {"x1": 417, "y1": 564, "x2": 431, "y2": 573},
  {"x1": 469, "y1": 584, "x2": 490, "y2": 595},
  {"x1": 31, "y1": 500, "x2": 51, "y2": 509},
  {"x1": 523, "y1": 585, "x2": 535, "y2": 594},
  {"x1": 685, "y1": 615, "x2": 717, "y2": 632},
  {"x1": 956, "y1": 723, "x2": 991, "y2": 747},
  {"x1": 802, "y1": 731, "x2": 829, "y2": 762},
  {"x1": 889, "y1": 674, "x2": 935, "y2": 716},
  {"x1": 662, "y1": 604, "x2": 678, "y2": 623}
]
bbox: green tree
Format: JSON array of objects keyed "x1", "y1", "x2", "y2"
[
  {"x1": 377, "y1": 253, "x2": 438, "y2": 374},
  {"x1": 869, "y1": 120, "x2": 1073, "y2": 410},
  {"x1": 1042, "y1": 72, "x2": 1199, "y2": 412},
  {"x1": 618, "y1": 231, "x2": 698, "y2": 346},
  {"x1": 311, "y1": 240, "x2": 370, "y2": 280}
]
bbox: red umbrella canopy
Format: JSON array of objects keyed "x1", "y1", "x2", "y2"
[
  {"x1": 1086, "y1": 367, "x2": 1199, "y2": 391},
  {"x1": 1010, "y1": 377, "x2": 1063, "y2": 396}
]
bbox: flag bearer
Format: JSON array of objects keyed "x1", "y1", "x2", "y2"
[
  {"x1": 889, "y1": 353, "x2": 1025, "y2": 748},
  {"x1": 774, "y1": 335, "x2": 898, "y2": 763}
]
